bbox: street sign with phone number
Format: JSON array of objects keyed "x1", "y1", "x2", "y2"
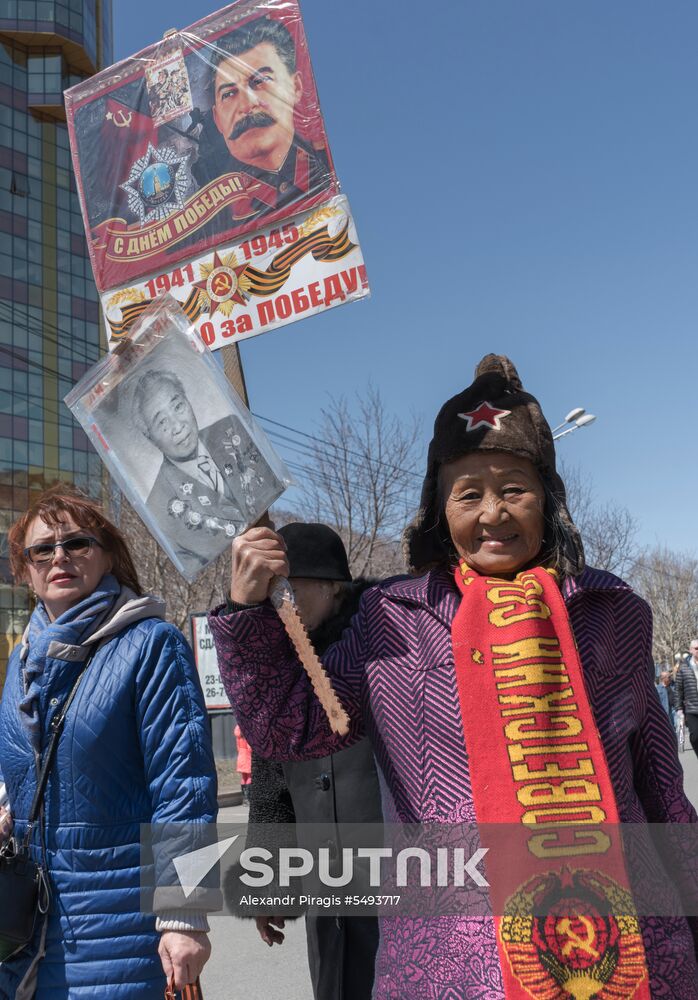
[{"x1": 190, "y1": 612, "x2": 229, "y2": 710}]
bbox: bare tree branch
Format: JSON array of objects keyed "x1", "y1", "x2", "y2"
[
  {"x1": 560, "y1": 460, "x2": 639, "y2": 578},
  {"x1": 107, "y1": 482, "x2": 231, "y2": 633},
  {"x1": 632, "y1": 548, "x2": 698, "y2": 667},
  {"x1": 295, "y1": 385, "x2": 422, "y2": 578}
]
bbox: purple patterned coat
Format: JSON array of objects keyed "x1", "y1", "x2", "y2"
[{"x1": 210, "y1": 567, "x2": 698, "y2": 999}]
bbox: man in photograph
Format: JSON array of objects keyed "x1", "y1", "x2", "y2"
[
  {"x1": 192, "y1": 15, "x2": 332, "y2": 223},
  {"x1": 133, "y1": 369, "x2": 274, "y2": 570}
]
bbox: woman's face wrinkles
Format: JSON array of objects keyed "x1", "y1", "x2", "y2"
[{"x1": 440, "y1": 451, "x2": 545, "y2": 577}]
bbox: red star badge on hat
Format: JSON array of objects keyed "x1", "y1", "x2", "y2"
[{"x1": 458, "y1": 400, "x2": 511, "y2": 431}]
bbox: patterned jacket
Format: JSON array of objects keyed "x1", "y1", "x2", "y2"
[{"x1": 210, "y1": 567, "x2": 698, "y2": 999}]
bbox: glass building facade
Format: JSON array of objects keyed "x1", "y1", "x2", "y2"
[{"x1": 0, "y1": 1, "x2": 112, "y2": 679}]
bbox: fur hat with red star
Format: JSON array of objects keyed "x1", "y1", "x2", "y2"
[{"x1": 403, "y1": 354, "x2": 585, "y2": 576}]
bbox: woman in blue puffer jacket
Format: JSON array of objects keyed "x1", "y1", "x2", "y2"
[{"x1": 0, "y1": 485, "x2": 218, "y2": 999}]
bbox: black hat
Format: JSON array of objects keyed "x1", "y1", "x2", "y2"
[
  {"x1": 403, "y1": 354, "x2": 584, "y2": 577},
  {"x1": 279, "y1": 523, "x2": 352, "y2": 582}
]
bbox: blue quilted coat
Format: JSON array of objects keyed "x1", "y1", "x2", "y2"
[{"x1": 0, "y1": 590, "x2": 217, "y2": 999}]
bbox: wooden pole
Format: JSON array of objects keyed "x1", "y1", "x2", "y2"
[
  {"x1": 222, "y1": 343, "x2": 249, "y2": 406},
  {"x1": 224, "y1": 342, "x2": 349, "y2": 733}
]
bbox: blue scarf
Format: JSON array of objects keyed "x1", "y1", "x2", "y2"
[{"x1": 19, "y1": 574, "x2": 122, "y2": 751}]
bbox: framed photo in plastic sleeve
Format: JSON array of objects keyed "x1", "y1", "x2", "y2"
[{"x1": 65, "y1": 294, "x2": 291, "y2": 581}]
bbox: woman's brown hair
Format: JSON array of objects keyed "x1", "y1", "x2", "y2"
[{"x1": 8, "y1": 485, "x2": 142, "y2": 595}]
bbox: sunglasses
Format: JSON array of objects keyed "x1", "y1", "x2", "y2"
[{"x1": 24, "y1": 535, "x2": 103, "y2": 565}]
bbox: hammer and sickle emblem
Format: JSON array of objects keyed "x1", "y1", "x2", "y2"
[
  {"x1": 106, "y1": 110, "x2": 133, "y2": 128},
  {"x1": 212, "y1": 272, "x2": 232, "y2": 295},
  {"x1": 555, "y1": 916, "x2": 599, "y2": 959}
]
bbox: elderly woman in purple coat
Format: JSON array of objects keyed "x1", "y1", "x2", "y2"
[{"x1": 210, "y1": 355, "x2": 698, "y2": 999}]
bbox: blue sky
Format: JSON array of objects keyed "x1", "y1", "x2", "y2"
[{"x1": 115, "y1": 1, "x2": 698, "y2": 554}]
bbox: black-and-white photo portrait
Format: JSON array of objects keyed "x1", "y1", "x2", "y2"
[{"x1": 66, "y1": 297, "x2": 289, "y2": 579}]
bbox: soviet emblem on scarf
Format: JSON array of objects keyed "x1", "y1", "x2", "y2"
[{"x1": 499, "y1": 868, "x2": 648, "y2": 998}]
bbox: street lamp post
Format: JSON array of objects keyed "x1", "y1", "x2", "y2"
[{"x1": 552, "y1": 409, "x2": 597, "y2": 441}]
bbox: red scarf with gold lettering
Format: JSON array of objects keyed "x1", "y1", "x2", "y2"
[{"x1": 452, "y1": 561, "x2": 651, "y2": 999}]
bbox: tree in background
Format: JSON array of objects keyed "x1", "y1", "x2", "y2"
[
  {"x1": 559, "y1": 460, "x2": 639, "y2": 579},
  {"x1": 109, "y1": 489, "x2": 231, "y2": 632},
  {"x1": 560, "y1": 462, "x2": 698, "y2": 664},
  {"x1": 292, "y1": 385, "x2": 422, "y2": 578},
  {"x1": 632, "y1": 548, "x2": 698, "y2": 667}
]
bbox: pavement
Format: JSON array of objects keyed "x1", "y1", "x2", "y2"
[
  {"x1": 201, "y1": 802, "x2": 313, "y2": 1000},
  {"x1": 200, "y1": 751, "x2": 698, "y2": 999},
  {"x1": 680, "y1": 739, "x2": 698, "y2": 806}
]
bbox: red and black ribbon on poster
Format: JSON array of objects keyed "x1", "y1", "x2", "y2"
[{"x1": 107, "y1": 219, "x2": 355, "y2": 340}]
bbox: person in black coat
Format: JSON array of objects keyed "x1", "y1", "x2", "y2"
[
  {"x1": 676, "y1": 639, "x2": 698, "y2": 758},
  {"x1": 228, "y1": 522, "x2": 381, "y2": 1000}
]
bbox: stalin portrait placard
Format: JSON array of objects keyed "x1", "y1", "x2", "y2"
[{"x1": 65, "y1": 0, "x2": 338, "y2": 293}]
